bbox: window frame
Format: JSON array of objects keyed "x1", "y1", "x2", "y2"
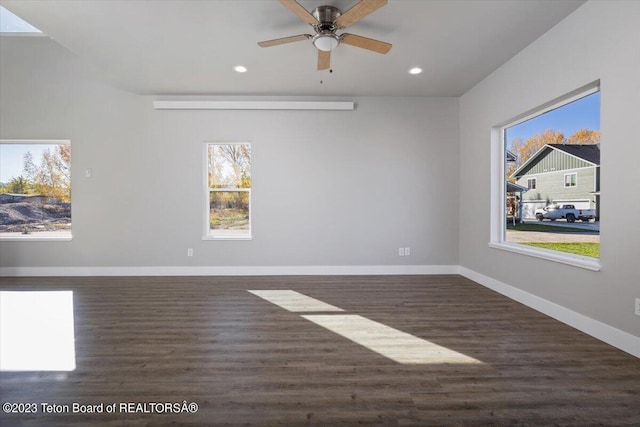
[
  {"x1": 202, "y1": 142, "x2": 252, "y2": 241},
  {"x1": 489, "y1": 83, "x2": 601, "y2": 271},
  {"x1": 0, "y1": 139, "x2": 72, "y2": 241}
]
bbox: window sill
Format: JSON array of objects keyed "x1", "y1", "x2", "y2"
[
  {"x1": 489, "y1": 241, "x2": 601, "y2": 271},
  {"x1": 202, "y1": 235, "x2": 252, "y2": 241},
  {"x1": 0, "y1": 235, "x2": 72, "y2": 242}
]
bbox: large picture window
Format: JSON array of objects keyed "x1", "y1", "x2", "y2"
[
  {"x1": 205, "y1": 143, "x2": 251, "y2": 239},
  {"x1": 492, "y1": 85, "x2": 601, "y2": 270},
  {"x1": 0, "y1": 140, "x2": 71, "y2": 240}
]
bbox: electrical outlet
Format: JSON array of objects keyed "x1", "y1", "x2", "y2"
[
  {"x1": 187, "y1": 248, "x2": 193, "y2": 257},
  {"x1": 405, "y1": 247, "x2": 411, "y2": 256},
  {"x1": 398, "y1": 248, "x2": 405, "y2": 257},
  {"x1": 635, "y1": 298, "x2": 640, "y2": 316}
]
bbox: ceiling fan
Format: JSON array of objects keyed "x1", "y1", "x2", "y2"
[{"x1": 258, "y1": 0, "x2": 392, "y2": 70}]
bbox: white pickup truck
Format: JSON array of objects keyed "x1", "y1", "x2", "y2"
[{"x1": 535, "y1": 204, "x2": 596, "y2": 223}]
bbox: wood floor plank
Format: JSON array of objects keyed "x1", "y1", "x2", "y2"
[{"x1": 1, "y1": 275, "x2": 638, "y2": 426}]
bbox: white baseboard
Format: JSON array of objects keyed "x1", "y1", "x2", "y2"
[
  {"x1": 0, "y1": 264, "x2": 460, "y2": 277},
  {"x1": 460, "y1": 267, "x2": 640, "y2": 359}
]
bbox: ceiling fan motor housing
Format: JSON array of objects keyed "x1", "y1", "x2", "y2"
[
  {"x1": 312, "y1": 5, "x2": 341, "y2": 29},
  {"x1": 311, "y1": 5, "x2": 342, "y2": 51}
]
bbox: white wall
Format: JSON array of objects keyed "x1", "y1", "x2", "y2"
[
  {"x1": 459, "y1": 1, "x2": 640, "y2": 337},
  {"x1": 0, "y1": 37, "x2": 460, "y2": 271}
]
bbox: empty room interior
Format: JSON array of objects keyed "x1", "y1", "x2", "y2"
[{"x1": 0, "y1": 1, "x2": 638, "y2": 425}]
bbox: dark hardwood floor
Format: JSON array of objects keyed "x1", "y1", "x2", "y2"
[{"x1": 1, "y1": 275, "x2": 638, "y2": 426}]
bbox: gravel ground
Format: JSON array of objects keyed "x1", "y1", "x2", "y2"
[{"x1": 0, "y1": 202, "x2": 71, "y2": 232}]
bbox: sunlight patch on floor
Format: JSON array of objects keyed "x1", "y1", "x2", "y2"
[
  {"x1": 249, "y1": 290, "x2": 481, "y2": 365},
  {"x1": 248, "y1": 290, "x2": 344, "y2": 312},
  {"x1": 303, "y1": 314, "x2": 482, "y2": 365},
  {"x1": 0, "y1": 291, "x2": 76, "y2": 371}
]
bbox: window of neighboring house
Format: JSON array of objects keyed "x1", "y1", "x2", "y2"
[
  {"x1": 492, "y1": 84, "x2": 601, "y2": 270},
  {"x1": 564, "y1": 173, "x2": 577, "y2": 187},
  {"x1": 204, "y1": 142, "x2": 251, "y2": 239},
  {"x1": 0, "y1": 140, "x2": 72, "y2": 240}
]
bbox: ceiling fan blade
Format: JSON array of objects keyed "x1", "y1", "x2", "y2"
[
  {"x1": 258, "y1": 34, "x2": 311, "y2": 48},
  {"x1": 279, "y1": 0, "x2": 319, "y2": 25},
  {"x1": 335, "y1": 0, "x2": 387, "y2": 28},
  {"x1": 317, "y1": 50, "x2": 331, "y2": 70},
  {"x1": 341, "y1": 33, "x2": 392, "y2": 54}
]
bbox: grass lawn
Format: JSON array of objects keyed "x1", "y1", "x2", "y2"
[
  {"x1": 506, "y1": 223, "x2": 598, "y2": 234},
  {"x1": 522, "y1": 242, "x2": 600, "y2": 258}
]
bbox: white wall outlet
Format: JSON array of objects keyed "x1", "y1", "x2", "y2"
[
  {"x1": 187, "y1": 248, "x2": 193, "y2": 257},
  {"x1": 405, "y1": 247, "x2": 411, "y2": 256},
  {"x1": 398, "y1": 248, "x2": 405, "y2": 257},
  {"x1": 85, "y1": 168, "x2": 93, "y2": 178},
  {"x1": 635, "y1": 298, "x2": 640, "y2": 316}
]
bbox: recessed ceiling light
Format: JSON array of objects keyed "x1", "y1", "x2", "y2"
[
  {"x1": 408, "y1": 67, "x2": 423, "y2": 75},
  {"x1": 234, "y1": 65, "x2": 248, "y2": 73}
]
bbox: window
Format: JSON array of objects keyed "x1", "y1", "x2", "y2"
[
  {"x1": 491, "y1": 84, "x2": 601, "y2": 270},
  {"x1": 0, "y1": 6, "x2": 42, "y2": 33},
  {"x1": 0, "y1": 140, "x2": 71, "y2": 240},
  {"x1": 564, "y1": 173, "x2": 577, "y2": 187},
  {"x1": 204, "y1": 143, "x2": 251, "y2": 239}
]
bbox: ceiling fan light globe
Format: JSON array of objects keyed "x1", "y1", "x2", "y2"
[{"x1": 313, "y1": 34, "x2": 339, "y2": 52}]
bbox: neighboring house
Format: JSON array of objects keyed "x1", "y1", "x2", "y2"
[
  {"x1": 505, "y1": 150, "x2": 527, "y2": 223},
  {"x1": 510, "y1": 144, "x2": 600, "y2": 220},
  {"x1": 0, "y1": 193, "x2": 44, "y2": 204}
]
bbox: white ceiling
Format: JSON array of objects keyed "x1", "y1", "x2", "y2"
[{"x1": 0, "y1": 0, "x2": 584, "y2": 97}]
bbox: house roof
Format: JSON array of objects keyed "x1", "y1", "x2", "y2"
[
  {"x1": 550, "y1": 144, "x2": 600, "y2": 165},
  {"x1": 506, "y1": 182, "x2": 528, "y2": 193},
  {"x1": 511, "y1": 143, "x2": 600, "y2": 178}
]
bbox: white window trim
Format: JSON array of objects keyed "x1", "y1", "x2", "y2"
[
  {"x1": 564, "y1": 172, "x2": 577, "y2": 187},
  {"x1": 489, "y1": 83, "x2": 600, "y2": 271},
  {"x1": 0, "y1": 139, "x2": 72, "y2": 241},
  {"x1": 202, "y1": 142, "x2": 252, "y2": 241}
]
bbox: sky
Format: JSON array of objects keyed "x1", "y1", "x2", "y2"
[
  {"x1": 0, "y1": 145, "x2": 51, "y2": 183},
  {"x1": 506, "y1": 91, "x2": 600, "y2": 150},
  {"x1": 0, "y1": 6, "x2": 41, "y2": 33}
]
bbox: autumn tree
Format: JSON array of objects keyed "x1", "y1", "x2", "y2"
[
  {"x1": 219, "y1": 144, "x2": 251, "y2": 188},
  {"x1": 513, "y1": 130, "x2": 564, "y2": 165},
  {"x1": 567, "y1": 129, "x2": 600, "y2": 145},
  {"x1": 23, "y1": 145, "x2": 71, "y2": 202},
  {"x1": 208, "y1": 144, "x2": 251, "y2": 213},
  {"x1": 208, "y1": 144, "x2": 251, "y2": 189},
  {"x1": 7, "y1": 176, "x2": 30, "y2": 194}
]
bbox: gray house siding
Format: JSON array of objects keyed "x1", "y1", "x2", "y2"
[
  {"x1": 516, "y1": 167, "x2": 597, "y2": 210},
  {"x1": 518, "y1": 148, "x2": 592, "y2": 176}
]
